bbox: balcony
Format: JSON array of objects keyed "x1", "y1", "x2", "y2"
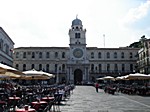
[{"x1": 89, "y1": 70, "x2": 131, "y2": 76}]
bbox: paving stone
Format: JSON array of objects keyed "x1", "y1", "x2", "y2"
[{"x1": 59, "y1": 86, "x2": 150, "y2": 112}]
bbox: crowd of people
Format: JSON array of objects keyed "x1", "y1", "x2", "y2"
[{"x1": 94, "y1": 80, "x2": 150, "y2": 95}]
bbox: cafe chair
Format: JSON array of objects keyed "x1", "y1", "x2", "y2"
[{"x1": 52, "y1": 96, "x2": 61, "y2": 112}]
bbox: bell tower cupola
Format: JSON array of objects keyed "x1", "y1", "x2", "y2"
[
  {"x1": 69, "y1": 17, "x2": 86, "y2": 46},
  {"x1": 71, "y1": 16, "x2": 83, "y2": 27}
]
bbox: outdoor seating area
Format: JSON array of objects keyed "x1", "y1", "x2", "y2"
[
  {"x1": 0, "y1": 62, "x2": 75, "y2": 112},
  {"x1": 103, "y1": 83, "x2": 150, "y2": 96},
  {"x1": 97, "y1": 73, "x2": 150, "y2": 96},
  {"x1": 0, "y1": 82, "x2": 75, "y2": 112}
]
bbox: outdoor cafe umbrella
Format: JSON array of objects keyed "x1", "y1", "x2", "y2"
[
  {"x1": 97, "y1": 76, "x2": 115, "y2": 81},
  {"x1": 115, "y1": 75, "x2": 129, "y2": 80},
  {"x1": 125, "y1": 73, "x2": 150, "y2": 80},
  {"x1": 19, "y1": 75, "x2": 51, "y2": 80},
  {"x1": 0, "y1": 63, "x2": 23, "y2": 79},
  {"x1": 22, "y1": 69, "x2": 54, "y2": 80}
]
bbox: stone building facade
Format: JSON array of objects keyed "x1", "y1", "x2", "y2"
[
  {"x1": 0, "y1": 27, "x2": 14, "y2": 66},
  {"x1": 13, "y1": 18, "x2": 140, "y2": 84},
  {"x1": 137, "y1": 39, "x2": 150, "y2": 74}
]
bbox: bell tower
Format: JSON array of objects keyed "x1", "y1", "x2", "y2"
[
  {"x1": 67, "y1": 17, "x2": 90, "y2": 84},
  {"x1": 68, "y1": 17, "x2": 87, "y2": 60}
]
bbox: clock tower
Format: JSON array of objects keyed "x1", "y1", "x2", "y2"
[{"x1": 67, "y1": 17, "x2": 90, "y2": 84}]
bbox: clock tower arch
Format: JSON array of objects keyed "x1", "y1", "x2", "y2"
[{"x1": 67, "y1": 17, "x2": 90, "y2": 84}]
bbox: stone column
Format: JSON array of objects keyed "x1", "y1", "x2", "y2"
[
  {"x1": 67, "y1": 67, "x2": 70, "y2": 83},
  {"x1": 70, "y1": 67, "x2": 73, "y2": 83}
]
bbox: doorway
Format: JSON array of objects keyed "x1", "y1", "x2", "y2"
[{"x1": 74, "y1": 69, "x2": 83, "y2": 85}]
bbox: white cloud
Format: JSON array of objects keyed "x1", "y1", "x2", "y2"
[
  {"x1": 121, "y1": 0, "x2": 150, "y2": 26},
  {"x1": 0, "y1": 0, "x2": 149, "y2": 48}
]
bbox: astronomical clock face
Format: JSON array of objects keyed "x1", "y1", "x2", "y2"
[{"x1": 73, "y1": 48, "x2": 83, "y2": 58}]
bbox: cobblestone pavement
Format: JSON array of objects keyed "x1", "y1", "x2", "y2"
[{"x1": 60, "y1": 86, "x2": 150, "y2": 112}]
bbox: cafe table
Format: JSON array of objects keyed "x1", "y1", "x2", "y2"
[
  {"x1": 9, "y1": 96, "x2": 21, "y2": 100},
  {"x1": 15, "y1": 108, "x2": 36, "y2": 112},
  {"x1": 8, "y1": 96, "x2": 21, "y2": 107},
  {"x1": 0, "y1": 100, "x2": 7, "y2": 105},
  {"x1": 31, "y1": 101, "x2": 47, "y2": 110},
  {"x1": 41, "y1": 96, "x2": 54, "y2": 102}
]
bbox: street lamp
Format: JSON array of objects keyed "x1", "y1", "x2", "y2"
[
  {"x1": 56, "y1": 66, "x2": 59, "y2": 84},
  {"x1": 133, "y1": 69, "x2": 135, "y2": 73},
  {"x1": 56, "y1": 58, "x2": 59, "y2": 84}
]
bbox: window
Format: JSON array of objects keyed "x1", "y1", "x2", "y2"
[
  {"x1": 39, "y1": 64, "x2": 42, "y2": 70},
  {"x1": 143, "y1": 52, "x2": 146, "y2": 58},
  {"x1": 107, "y1": 64, "x2": 110, "y2": 72},
  {"x1": 39, "y1": 52, "x2": 42, "y2": 58},
  {"x1": 107, "y1": 52, "x2": 110, "y2": 58},
  {"x1": 91, "y1": 52, "x2": 94, "y2": 59},
  {"x1": 23, "y1": 52, "x2": 26, "y2": 58},
  {"x1": 0, "y1": 42, "x2": 1, "y2": 49},
  {"x1": 32, "y1": 52, "x2": 35, "y2": 58},
  {"x1": 114, "y1": 64, "x2": 118, "y2": 72},
  {"x1": 91, "y1": 64, "x2": 94, "y2": 71},
  {"x1": 59, "y1": 66, "x2": 61, "y2": 71},
  {"x1": 62, "y1": 52, "x2": 65, "y2": 58},
  {"x1": 5, "y1": 44, "x2": 9, "y2": 54},
  {"x1": 130, "y1": 52, "x2": 133, "y2": 58},
  {"x1": 62, "y1": 64, "x2": 65, "y2": 72},
  {"x1": 0, "y1": 39, "x2": 3, "y2": 50},
  {"x1": 130, "y1": 64, "x2": 133, "y2": 72},
  {"x1": 95, "y1": 66, "x2": 97, "y2": 71},
  {"x1": 46, "y1": 64, "x2": 49, "y2": 72},
  {"x1": 99, "y1": 64, "x2": 102, "y2": 72},
  {"x1": 121, "y1": 52, "x2": 124, "y2": 58},
  {"x1": 75, "y1": 33, "x2": 80, "y2": 38},
  {"x1": 147, "y1": 58, "x2": 149, "y2": 65},
  {"x1": 55, "y1": 52, "x2": 58, "y2": 58},
  {"x1": 75, "y1": 40, "x2": 81, "y2": 44},
  {"x1": 146, "y1": 51, "x2": 149, "y2": 57},
  {"x1": 98, "y1": 52, "x2": 101, "y2": 58},
  {"x1": 114, "y1": 52, "x2": 117, "y2": 58},
  {"x1": 23, "y1": 64, "x2": 26, "y2": 71},
  {"x1": 122, "y1": 64, "x2": 125, "y2": 72},
  {"x1": 55, "y1": 64, "x2": 57, "y2": 72},
  {"x1": 46, "y1": 52, "x2": 50, "y2": 58},
  {"x1": 31, "y1": 64, "x2": 34, "y2": 69},
  {"x1": 16, "y1": 52, "x2": 19, "y2": 58},
  {"x1": 16, "y1": 64, "x2": 19, "y2": 69}
]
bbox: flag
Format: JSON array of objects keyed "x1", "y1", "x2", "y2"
[{"x1": 10, "y1": 48, "x2": 14, "y2": 53}]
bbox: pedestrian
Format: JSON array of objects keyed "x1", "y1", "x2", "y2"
[{"x1": 95, "y1": 82, "x2": 99, "y2": 92}]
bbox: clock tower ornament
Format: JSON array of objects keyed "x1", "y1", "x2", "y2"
[{"x1": 73, "y1": 48, "x2": 83, "y2": 58}]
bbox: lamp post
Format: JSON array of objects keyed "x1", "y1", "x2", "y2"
[
  {"x1": 56, "y1": 66, "x2": 59, "y2": 84},
  {"x1": 56, "y1": 58, "x2": 59, "y2": 84},
  {"x1": 133, "y1": 69, "x2": 135, "y2": 73}
]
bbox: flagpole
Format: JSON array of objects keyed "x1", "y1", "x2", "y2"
[{"x1": 103, "y1": 34, "x2": 105, "y2": 48}]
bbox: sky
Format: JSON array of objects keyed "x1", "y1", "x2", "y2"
[{"x1": 0, "y1": 0, "x2": 150, "y2": 48}]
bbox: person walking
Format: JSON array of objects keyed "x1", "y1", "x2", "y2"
[{"x1": 95, "y1": 82, "x2": 99, "y2": 92}]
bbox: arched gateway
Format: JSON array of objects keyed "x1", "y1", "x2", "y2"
[{"x1": 74, "y1": 69, "x2": 83, "y2": 85}]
